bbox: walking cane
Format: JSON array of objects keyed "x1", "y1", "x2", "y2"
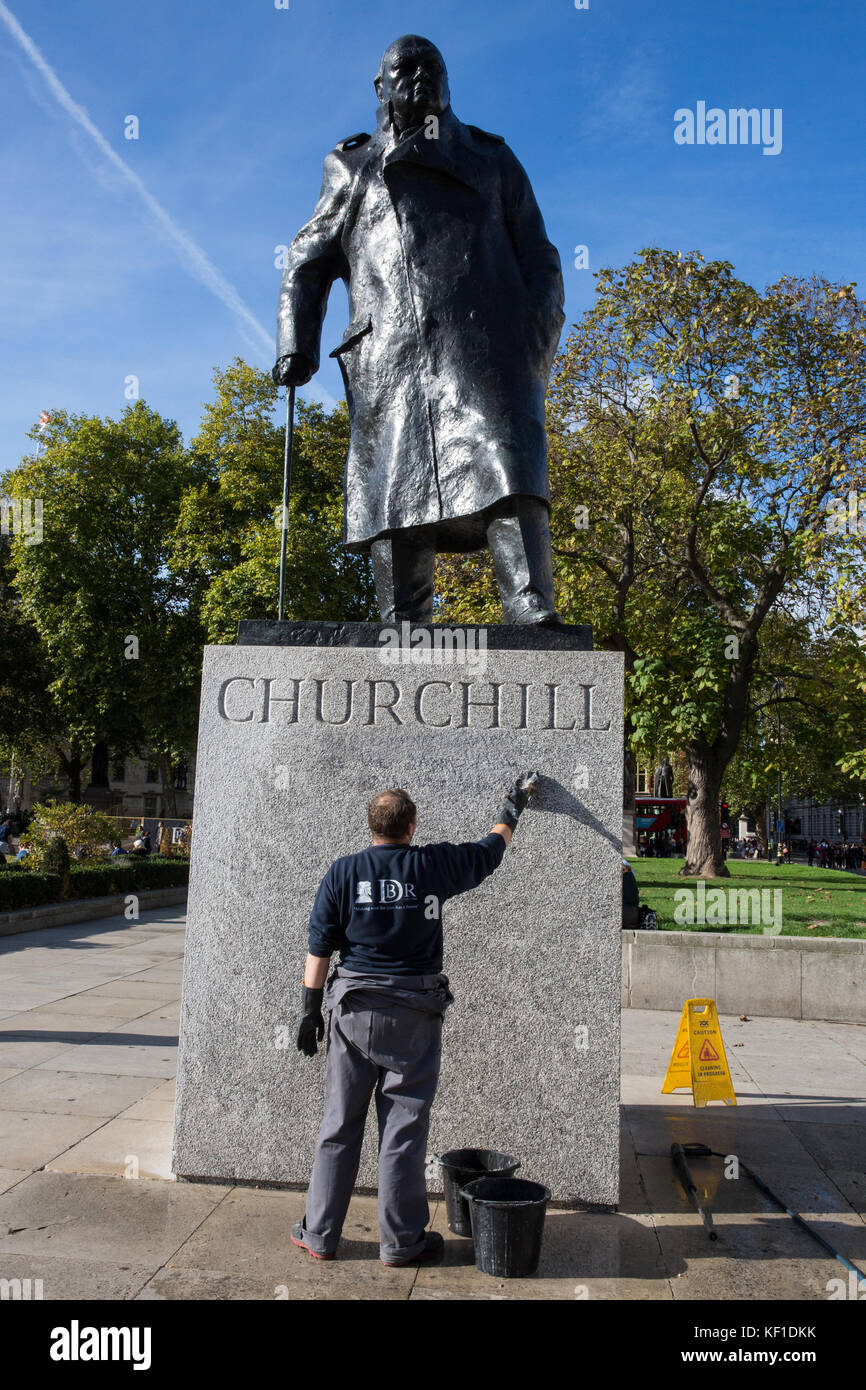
[{"x1": 277, "y1": 383, "x2": 296, "y2": 622}]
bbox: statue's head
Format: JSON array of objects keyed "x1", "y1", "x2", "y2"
[{"x1": 374, "y1": 35, "x2": 450, "y2": 133}]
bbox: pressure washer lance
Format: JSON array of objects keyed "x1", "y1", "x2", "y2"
[
  {"x1": 673, "y1": 1142, "x2": 866, "y2": 1287},
  {"x1": 671, "y1": 1144, "x2": 717, "y2": 1240}
]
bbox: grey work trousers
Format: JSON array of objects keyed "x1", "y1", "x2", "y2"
[{"x1": 300, "y1": 972, "x2": 447, "y2": 1261}]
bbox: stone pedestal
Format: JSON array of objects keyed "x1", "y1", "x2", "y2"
[{"x1": 172, "y1": 622, "x2": 624, "y2": 1205}]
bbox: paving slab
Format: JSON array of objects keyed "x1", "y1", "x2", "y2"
[
  {"x1": 414, "y1": 1203, "x2": 671, "y2": 1299},
  {"x1": 0, "y1": 1252, "x2": 153, "y2": 1300},
  {"x1": 136, "y1": 1003, "x2": 181, "y2": 1024},
  {"x1": 0, "y1": 1038, "x2": 91, "y2": 1070},
  {"x1": 733, "y1": 1048, "x2": 866, "y2": 1080},
  {"x1": 29, "y1": 996, "x2": 154, "y2": 1021},
  {"x1": 0, "y1": 1171, "x2": 228, "y2": 1266},
  {"x1": 69, "y1": 928, "x2": 169, "y2": 947},
  {"x1": 825, "y1": 1169, "x2": 866, "y2": 1217},
  {"x1": 0, "y1": 1168, "x2": 31, "y2": 1196},
  {"x1": 623, "y1": 1103, "x2": 818, "y2": 1166},
  {"x1": 166, "y1": 1187, "x2": 418, "y2": 1299},
  {"x1": 48, "y1": 1117, "x2": 175, "y2": 1180},
  {"x1": 119, "y1": 1080, "x2": 177, "y2": 1123},
  {"x1": 0, "y1": 1110, "x2": 109, "y2": 1169},
  {"x1": 783, "y1": 1121, "x2": 866, "y2": 1171},
  {"x1": 0, "y1": 1069, "x2": 164, "y2": 1117},
  {"x1": 105, "y1": 935, "x2": 185, "y2": 952},
  {"x1": 136, "y1": 1262, "x2": 415, "y2": 1300},
  {"x1": 104, "y1": 1016, "x2": 179, "y2": 1042},
  {"x1": 812, "y1": 1021, "x2": 866, "y2": 1061},
  {"x1": 0, "y1": 1013, "x2": 129, "y2": 1041},
  {"x1": 0, "y1": 986, "x2": 82, "y2": 1012},
  {"x1": 750, "y1": 1098, "x2": 866, "y2": 1127},
  {"x1": 125, "y1": 965, "x2": 184, "y2": 980},
  {"x1": 1, "y1": 966, "x2": 127, "y2": 987},
  {"x1": 77, "y1": 981, "x2": 180, "y2": 1002},
  {"x1": 36, "y1": 1041, "x2": 177, "y2": 1079},
  {"x1": 104, "y1": 957, "x2": 185, "y2": 975}
]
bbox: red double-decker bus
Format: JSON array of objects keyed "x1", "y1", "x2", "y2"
[{"x1": 633, "y1": 796, "x2": 689, "y2": 856}]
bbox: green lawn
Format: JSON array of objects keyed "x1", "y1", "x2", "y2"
[{"x1": 626, "y1": 858, "x2": 866, "y2": 938}]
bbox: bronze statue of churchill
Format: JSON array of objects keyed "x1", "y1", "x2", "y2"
[{"x1": 273, "y1": 35, "x2": 566, "y2": 625}]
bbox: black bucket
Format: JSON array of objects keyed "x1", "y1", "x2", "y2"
[
  {"x1": 438, "y1": 1149, "x2": 521, "y2": 1237},
  {"x1": 460, "y1": 1177, "x2": 551, "y2": 1277}
]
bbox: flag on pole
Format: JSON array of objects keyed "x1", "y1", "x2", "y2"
[{"x1": 38, "y1": 412, "x2": 51, "y2": 432}]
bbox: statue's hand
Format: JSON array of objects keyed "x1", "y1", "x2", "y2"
[{"x1": 272, "y1": 353, "x2": 314, "y2": 388}]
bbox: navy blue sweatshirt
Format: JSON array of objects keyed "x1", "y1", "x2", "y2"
[{"x1": 307, "y1": 833, "x2": 507, "y2": 975}]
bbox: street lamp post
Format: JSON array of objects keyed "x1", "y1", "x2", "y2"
[
  {"x1": 773, "y1": 678, "x2": 783, "y2": 864},
  {"x1": 766, "y1": 790, "x2": 772, "y2": 860}
]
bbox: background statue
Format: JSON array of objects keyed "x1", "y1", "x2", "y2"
[
  {"x1": 273, "y1": 34, "x2": 566, "y2": 626},
  {"x1": 653, "y1": 760, "x2": 674, "y2": 798}
]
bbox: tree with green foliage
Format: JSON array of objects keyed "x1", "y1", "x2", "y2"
[
  {"x1": 170, "y1": 359, "x2": 376, "y2": 642},
  {"x1": 547, "y1": 251, "x2": 865, "y2": 876},
  {"x1": 721, "y1": 613, "x2": 866, "y2": 844},
  {"x1": 0, "y1": 532, "x2": 64, "y2": 799},
  {"x1": 21, "y1": 801, "x2": 118, "y2": 868},
  {"x1": 2, "y1": 401, "x2": 206, "y2": 801}
]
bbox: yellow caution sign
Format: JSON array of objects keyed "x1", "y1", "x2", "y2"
[{"x1": 662, "y1": 998, "x2": 736, "y2": 1106}]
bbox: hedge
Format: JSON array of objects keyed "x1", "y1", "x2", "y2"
[
  {"x1": 0, "y1": 857, "x2": 190, "y2": 913},
  {"x1": 0, "y1": 872, "x2": 62, "y2": 911}
]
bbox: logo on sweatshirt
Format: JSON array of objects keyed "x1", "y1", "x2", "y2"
[{"x1": 355, "y1": 878, "x2": 418, "y2": 907}]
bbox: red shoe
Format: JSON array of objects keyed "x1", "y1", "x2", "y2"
[{"x1": 291, "y1": 1220, "x2": 335, "y2": 1260}]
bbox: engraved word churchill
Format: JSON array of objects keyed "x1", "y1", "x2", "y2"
[{"x1": 217, "y1": 677, "x2": 612, "y2": 731}]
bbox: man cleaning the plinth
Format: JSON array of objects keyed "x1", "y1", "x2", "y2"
[{"x1": 291, "y1": 773, "x2": 538, "y2": 1265}]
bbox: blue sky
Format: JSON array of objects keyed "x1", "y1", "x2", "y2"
[{"x1": 1, "y1": 0, "x2": 863, "y2": 466}]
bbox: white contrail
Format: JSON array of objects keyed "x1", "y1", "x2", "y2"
[{"x1": 0, "y1": 0, "x2": 274, "y2": 358}]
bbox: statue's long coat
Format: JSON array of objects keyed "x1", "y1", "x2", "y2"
[{"x1": 277, "y1": 105, "x2": 565, "y2": 552}]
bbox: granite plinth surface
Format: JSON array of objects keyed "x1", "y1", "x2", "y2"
[{"x1": 172, "y1": 632, "x2": 623, "y2": 1204}]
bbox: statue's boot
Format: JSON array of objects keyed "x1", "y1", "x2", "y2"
[
  {"x1": 369, "y1": 496, "x2": 563, "y2": 625},
  {"x1": 370, "y1": 531, "x2": 436, "y2": 622},
  {"x1": 486, "y1": 496, "x2": 562, "y2": 626}
]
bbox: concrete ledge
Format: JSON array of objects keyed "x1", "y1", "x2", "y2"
[
  {"x1": 622, "y1": 930, "x2": 866, "y2": 1023},
  {"x1": 0, "y1": 885, "x2": 188, "y2": 937}
]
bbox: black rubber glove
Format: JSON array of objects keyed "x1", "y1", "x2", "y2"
[
  {"x1": 497, "y1": 771, "x2": 540, "y2": 829},
  {"x1": 297, "y1": 985, "x2": 325, "y2": 1057}
]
